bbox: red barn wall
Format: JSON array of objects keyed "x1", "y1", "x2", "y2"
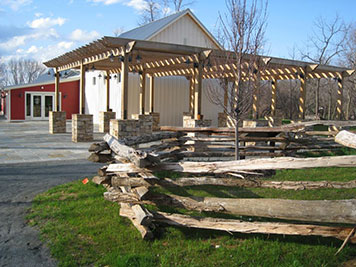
[{"x1": 10, "y1": 80, "x2": 79, "y2": 120}]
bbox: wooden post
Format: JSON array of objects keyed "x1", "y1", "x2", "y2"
[
  {"x1": 270, "y1": 77, "x2": 277, "y2": 117},
  {"x1": 149, "y1": 75, "x2": 154, "y2": 113},
  {"x1": 54, "y1": 67, "x2": 60, "y2": 112},
  {"x1": 252, "y1": 69, "x2": 259, "y2": 119},
  {"x1": 121, "y1": 53, "x2": 129, "y2": 119},
  {"x1": 106, "y1": 71, "x2": 110, "y2": 112},
  {"x1": 189, "y1": 76, "x2": 195, "y2": 116},
  {"x1": 336, "y1": 72, "x2": 344, "y2": 120},
  {"x1": 79, "y1": 62, "x2": 85, "y2": 115},
  {"x1": 139, "y1": 71, "x2": 146, "y2": 115},
  {"x1": 298, "y1": 67, "x2": 306, "y2": 120},
  {"x1": 194, "y1": 61, "x2": 203, "y2": 120},
  {"x1": 224, "y1": 78, "x2": 228, "y2": 114}
]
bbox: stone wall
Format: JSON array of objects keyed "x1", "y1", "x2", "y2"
[
  {"x1": 72, "y1": 114, "x2": 93, "y2": 142},
  {"x1": 148, "y1": 112, "x2": 160, "y2": 131},
  {"x1": 49, "y1": 111, "x2": 66, "y2": 134},
  {"x1": 99, "y1": 111, "x2": 116, "y2": 133},
  {"x1": 110, "y1": 114, "x2": 153, "y2": 139},
  {"x1": 183, "y1": 114, "x2": 212, "y2": 128}
]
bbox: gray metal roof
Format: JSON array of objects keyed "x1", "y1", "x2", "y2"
[
  {"x1": 119, "y1": 9, "x2": 189, "y2": 40},
  {"x1": 34, "y1": 69, "x2": 79, "y2": 84}
]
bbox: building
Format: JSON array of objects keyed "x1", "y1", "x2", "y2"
[
  {"x1": 4, "y1": 70, "x2": 79, "y2": 120},
  {"x1": 85, "y1": 9, "x2": 223, "y2": 126}
]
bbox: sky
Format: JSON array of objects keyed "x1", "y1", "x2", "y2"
[{"x1": 0, "y1": 0, "x2": 355, "y2": 65}]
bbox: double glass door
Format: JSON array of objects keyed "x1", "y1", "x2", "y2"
[{"x1": 26, "y1": 93, "x2": 56, "y2": 120}]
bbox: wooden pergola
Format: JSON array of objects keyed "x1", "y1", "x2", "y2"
[{"x1": 44, "y1": 36, "x2": 355, "y2": 122}]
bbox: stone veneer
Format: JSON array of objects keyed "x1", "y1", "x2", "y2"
[
  {"x1": 110, "y1": 114, "x2": 153, "y2": 139},
  {"x1": 72, "y1": 114, "x2": 93, "y2": 142},
  {"x1": 147, "y1": 112, "x2": 160, "y2": 131},
  {"x1": 182, "y1": 114, "x2": 212, "y2": 152},
  {"x1": 99, "y1": 111, "x2": 116, "y2": 133},
  {"x1": 49, "y1": 111, "x2": 66, "y2": 134}
]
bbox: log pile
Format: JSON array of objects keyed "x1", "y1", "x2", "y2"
[{"x1": 89, "y1": 132, "x2": 356, "y2": 244}]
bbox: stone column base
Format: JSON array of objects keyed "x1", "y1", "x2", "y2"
[
  {"x1": 146, "y1": 112, "x2": 160, "y2": 131},
  {"x1": 99, "y1": 111, "x2": 116, "y2": 133},
  {"x1": 72, "y1": 114, "x2": 93, "y2": 142},
  {"x1": 182, "y1": 117, "x2": 212, "y2": 152},
  {"x1": 49, "y1": 111, "x2": 66, "y2": 134}
]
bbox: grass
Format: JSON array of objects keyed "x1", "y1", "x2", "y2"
[{"x1": 27, "y1": 165, "x2": 356, "y2": 267}]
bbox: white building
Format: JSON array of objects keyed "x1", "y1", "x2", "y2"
[{"x1": 85, "y1": 9, "x2": 223, "y2": 126}]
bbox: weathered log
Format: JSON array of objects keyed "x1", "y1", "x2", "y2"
[
  {"x1": 153, "y1": 211, "x2": 356, "y2": 243},
  {"x1": 131, "y1": 204, "x2": 153, "y2": 226},
  {"x1": 87, "y1": 153, "x2": 113, "y2": 163},
  {"x1": 88, "y1": 141, "x2": 110, "y2": 153},
  {"x1": 132, "y1": 186, "x2": 150, "y2": 200},
  {"x1": 92, "y1": 175, "x2": 111, "y2": 185},
  {"x1": 158, "y1": 155, "x2": 356, "y2": 173},
  {"x1": 106, "y1": 163, "x2": 150, "y2": 174},
  {"x1": 103, "y1": 190, "x2": 140, "y2": 203},
  {"x1": 121, "y1": 132, "x2": 184, "y2": 146},
  {"x1": 104, "y1": 134, "x2": 159, "y2": 167},
  {"x1": 111, "y1": 177, "x2": 356, "y2": 191},
  {"x1": 149, "y1": 194, "x2": 356, "y2": 224},
  {"x1": 120, "y1": 203, "x2": 154, "y2": 240},
  {"x1": 160, "y1": 125, "x2": 302, "y2": 133},
  {"x1": 335, "y1": 130, "x2": 356, "y2": 149},
  {"x1": 98, "y1": 166, "x2": 108, "y2": 177}
]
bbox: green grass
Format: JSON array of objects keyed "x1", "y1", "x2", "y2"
[{"x1": 27, "y1": 167, "x2": 356, "y2": 267}]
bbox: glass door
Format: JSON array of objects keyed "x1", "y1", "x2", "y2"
[
  {"x1": 44, "y1": 95, "x2": 53, "y2": 118},
  {"x1": 32, "y1": 94, "x2": 42, "y2": 119}
]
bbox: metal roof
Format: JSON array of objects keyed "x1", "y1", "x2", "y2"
[
  {"x1": 119, "y1": 9, "x2": 187, "y2": 40},
  {"x1": 119, "y1": 9, "x2": 222, "y2": 49}
]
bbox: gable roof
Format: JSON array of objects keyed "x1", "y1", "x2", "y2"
[{"x1": 119, "y1": 9, "x2": 223, "y2": 49}]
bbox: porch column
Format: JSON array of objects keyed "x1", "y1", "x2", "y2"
[
  {"x1": 149, "y1": 75, "x2": 155, "y2": 113},
  {"x1": 121, "y1": 52, "x2": 129, "y2": 119},
  {"x1": 79, "y1": 62, "x2": 85, "y2": 114},
  {"x1": 252, "y1": 69, "x2": 260, "y2": 119},
  {"x1": 224, "y1": 78, "x2": 228, "y2": 114},
  {"x1": 106, "y1": 71, "x2": 110, "y2": 111},
  {"x1": 194, "y1": 61, "x2": 203, "y2": 120},
  {"x1": 298, "y1": 67, "x2": 306, "y2": 120},
  {"x1": 189, "y1": 75, "x2": 195, "y2": 116},
  {"x1": 139, "y1": 71, "x2": 146, "y2": 115},
  {"x1": 54, "y1": 67, "x2": 60, "y2": 112},
  {"x1": 270, "y1": 77, "x2": 277, "y2": 117},
  {"x1": 336, "y1": 72, "x2": 344, "y2": 120}
]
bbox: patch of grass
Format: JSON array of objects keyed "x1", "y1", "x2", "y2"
[{"x1": 28, "y1": 169, "x2": 356, "y2": 266}]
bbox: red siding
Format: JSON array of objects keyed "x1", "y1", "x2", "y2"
[{"x1": 10, "y1": 80, "x2": 79, "y2": 120}]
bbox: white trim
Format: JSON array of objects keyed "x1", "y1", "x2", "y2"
[
  {"x1": 8, "y1": 92, "x2": 11, "y2": 121},
  {"x1": 25, "y1": 91, "x2": 61, "y2": 120},
  {"x1": 5, "y1": 76, "x2": 79, "y2": 91}
]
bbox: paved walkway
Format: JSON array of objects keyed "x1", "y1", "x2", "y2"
[
  {"x1": 0, "y1": 119, "x2": 105, "y2": 266},
  {"x1": 0, "y1": 120, "x2": 104, "y2": 165}
]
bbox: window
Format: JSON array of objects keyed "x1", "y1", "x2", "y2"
[{"x1": 26, "y1": 93, "x2": 31, "y2": 116}]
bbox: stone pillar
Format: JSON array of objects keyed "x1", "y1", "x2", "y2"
[
  {"x1": 132, "y1": 114, "x2": 152, "y2": 135},
  {"x1": 183, "y1": 117, "x2": 212, "y2": 152},
  {"x1": 72, "y1": 114, "x2": 93, "y2": 142},
  {"x1": 110, "y1": 114, "x2": 153, "y2": 139},
  {"x1": 147, "y1": 112, "x2": 160, "y2": 131},
  {"x1": 99, "y1": 111, "x2": 116, "y2": 133},
  {"x1": 49, "y1": 111, "x2": 66, "y2": 134}
]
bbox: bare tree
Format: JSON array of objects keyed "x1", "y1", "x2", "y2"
[
  {"x1": 138, "y1": 0, "x2": 162, "y2": 25},
  {"x1": 340, "y1": 24, "x2": 356, "y2": 119},
  {"x1": 0, "y1": 62, "x2": 7, "y2": 89},
  {"x1": 299, "y1": 15, "x2": 349, "y2": 118},
  {"x1": 138, "y1": 0, "x2": 195, "y2": 25},
  {"x1": 113, "y1": 27, "x2": 125, "y2": 37},
  {"x1": 206, "y1": 0, "x2": 268, "y2": 159},
  {"x1": 7, "y1": 59, "x2": 46, "y2": 86},
  {"x1": 167, "y1": 0, "x2": 195, "y2": 12}
]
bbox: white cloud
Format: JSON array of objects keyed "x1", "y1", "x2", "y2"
[
  {"x1": 58, "y1": 41, "x2": 74, "y2": 50},
  {"x1": 1, "y1": 0, "x2": 32, "y2": 11},
  {"x1": 28, "y1": 17, "x2": 66, "y2": 29},
  {"x1": 26, "y1": 45, "x2": 38, "y2": 54},
  {"x1": 125, "y1": 0, "x2": 147, "y2": 11},
  {"x1": 89, "y1": 0, "x2": 122, "y2": 5},
  {"x1": 0, "y1": 28, "x2": 59, "y2": 51},
  {"x1": 34, "y1": 12, "x2": 43, "y2": 17},
  {"x1": 69, "y1": 29, "x2": 100, "y2": 42}
]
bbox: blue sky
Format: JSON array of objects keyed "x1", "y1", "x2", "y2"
[{"x1": 0, "y1": 0, "x2": 355, "y2": 64}]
